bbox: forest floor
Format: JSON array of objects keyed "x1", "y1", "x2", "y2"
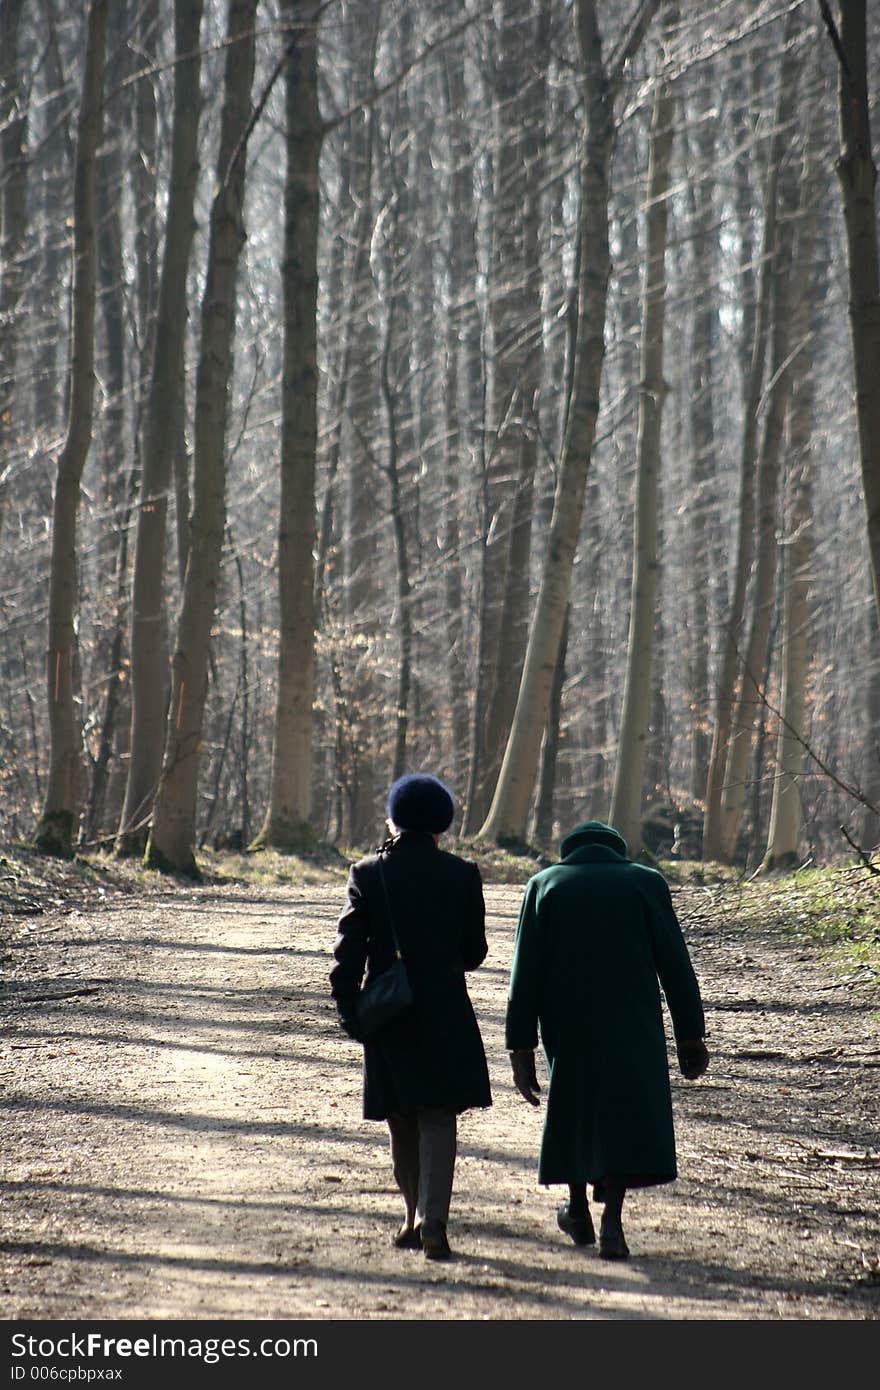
[{"x1": 1, "y1": 844, "x2": 879, "y2": 1323}]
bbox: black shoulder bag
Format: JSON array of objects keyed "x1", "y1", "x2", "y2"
[{"x1": 355, "y1": 855, "x2": 414, "y2": 1038}]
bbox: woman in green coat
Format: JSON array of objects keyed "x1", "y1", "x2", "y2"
[{"x1": 505, "y1": 821, "x2": 708, "y2": 1259}]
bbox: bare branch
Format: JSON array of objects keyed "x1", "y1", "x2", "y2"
[
  {"x1": 322, "y1": 5, "x2": 490, "y2": 137},
  {"x1": 816, "y1": 0, "x2": 850, "y2": 77},
  {"x1": 741, "y1": 659, "x2": 880, "y2": 818},
  {"x1": 839, "y1": 822, "x2": 880, "y2": 875},
  {"x1": 608, "y1": 0, "x2": 663, "y2": 87}
]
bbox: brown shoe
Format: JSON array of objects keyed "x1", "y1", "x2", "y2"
[{"x1": 421, "y1": 1221, "x2": 452, "y2": 1260}]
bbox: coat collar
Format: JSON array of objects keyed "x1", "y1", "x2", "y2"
[
  {"x1": 384, "y1": 830, "x2": 438, "y2": 853},
  {"x1": 560, "y1": 844, "x2": 627, "y2": 865}
]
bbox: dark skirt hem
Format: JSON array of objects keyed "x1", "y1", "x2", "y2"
[{"x1": 540, "y1": 1169, "x2": 676, "y2": 1190}]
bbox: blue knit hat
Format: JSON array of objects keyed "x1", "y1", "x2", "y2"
[{"x1": 387, "y1": 774, "x2": 455, "y2": 833}]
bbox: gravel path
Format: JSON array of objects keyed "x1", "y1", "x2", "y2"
[{"x1": 2, "y1": 877, "x2": 879, "y2": 1321}]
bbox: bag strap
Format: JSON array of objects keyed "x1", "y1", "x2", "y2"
[{"x1": 377, "y1": 853, "x2": 404, "y2": 961}]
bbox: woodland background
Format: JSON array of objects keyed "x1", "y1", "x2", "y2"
[{"x1": 1, "y1": 0, "x2": 880, "y2": 877}]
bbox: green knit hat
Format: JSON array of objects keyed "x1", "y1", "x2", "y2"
[{"x1": 559, "y1": 820, "x2": 628, "y2": 859}]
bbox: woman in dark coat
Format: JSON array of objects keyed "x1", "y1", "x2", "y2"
[
  {"x1": 330, "y1": 774, "x2": 491, "y2": 1260},
  {"x1": 506, "y1": 820, "x2": 708, "y2": 1259}
]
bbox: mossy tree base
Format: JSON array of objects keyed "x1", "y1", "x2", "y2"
[
  {"x1": 758, "y1": 850, "x2": 800, "y2": 874},
  {"x1": 33, "y1": 811, "x2": 76, "y2": 860},
  {"x1": 115, "y1": 827, "x2": 149, "y2": 860},
  {"x1": 248, "y1": 819, "x2": 317, "y2": 855},
  {"x1": 144, "y1": 836, "x2": 202, "y2": 881}
]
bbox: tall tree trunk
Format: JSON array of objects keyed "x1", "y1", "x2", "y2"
[
  {"x1": 761, "y1": 154, "x2": 823, "y2": 872},
  {"x1": 686, "y1": 66, "x2": 718, "y2": 804},
  {"x1": 34, "y1": 0, "x2": 108, "y2": 857},
  {"x1": 105, "y1": 0, "x2": 161, "y2": 833},
  {"x1": 0, "y1": 0, "x2": 29, "y2": 556},
  {"x1": 479, "y1": 0, "x2": 661, "y2": 844},
  {"x1": 702, "y1": 19, "x2": 799, "y2": 860},
  {"x1": 371, "y1": 107, "x2": 414, "y2": 784},
  {"x1": 822, "y1": 0, "x2": 880, "y2": 621},
  {"x1": 440, "y1": 34, "x2": 479, "y2": 797},
  {"x1": 131, "y1": 0, "x2": 160, "y2": 392},
  {"x1": 339, "y1": 13, "x2": 380, "y2": 845},
  {"x1": 469, "y1": 0, "x2": 550, "y2": 827},
  {"x1": 862, "y1": 602, "x2": 880, "y2": 852},
  {"x1": 32, "y1": 0, "x2": 71, "y2": 443},
  {"x1": 253, "y1": 2, "x2": 321, "y2": 850},
  {"x1": 718, "y1": 112, "x2": 803, "y2": 862},
  {"x1": 84, "y1": 80, "x2": 133, "y2": 844},
  {"x1": 117, "y1": 0, "x2": 204, "y2": 854},
  {"x1": 146, "y1": 0, "x2": 257, "y2": 875},
  {"x1": 534, "y1": 604, "x2": 569, "y2": 845},
  {"x1": 609, "y1": 8, "x2": 677, "y2": 854}
]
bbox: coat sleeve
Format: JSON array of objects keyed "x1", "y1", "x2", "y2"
[
  {"x1": 461, "y1": 861, "x2": 489, "y2": 971},
  {"x1": 644, "y1": 873, "x2": 705, "y2": 1043},
  {"x1": 504, "y1": 878, "x2": 541, "y2": 1051},
  {"x1": 329, "y1": 865, "x2": 369, "y2": 1039}
]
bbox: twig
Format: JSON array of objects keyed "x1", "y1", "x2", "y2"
[
  {"x1": 738, "y1": 655, "x2": 880, "y2": 817},
  {"x1": 839, "y1": 823, "x2": 880, "y2": 875}
]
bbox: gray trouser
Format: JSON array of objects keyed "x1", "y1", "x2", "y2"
[{"x1": 387, "y1": 1107, "x2": 457, "y2": 1227}]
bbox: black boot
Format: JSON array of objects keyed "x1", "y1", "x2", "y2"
[
  {"x1": 557, "y1": 1183, "x2": 595, "y2": 1246},
  {"x1": 598, "y1": 1182, "x2": 629, "y2": 1260},
  {"x1": 421, "y1": 1220, "x2": 452, "y2": 1260}
]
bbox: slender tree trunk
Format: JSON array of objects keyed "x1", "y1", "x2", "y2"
[
  {"x1": 702, "y1": 20, "x2": 799, "y2": 859},
  {"x1": 0, "y1": 0, "x2": 29, "y2": 556},
  {"x1": 32, "y1": 0, "x2": 70, "y2": 443},
  {"x1": 686, "y1": 68, "x2": 718, "y2": 804},
  {"x1": 470, "y1": 0, "x2": 550, "y2": 826},
  {"x1": 117, "y1": 0, "x2": 204, "y2": 854},
  {"x1": 146, "y1": 0, "x2": 257, "y2": 875},
  {"x1": 85, "y1": 98, "x2": 136, "y2": 843},
  {"x1": 372, "y1": 139, "x2": 413, "y2": 783},
  {"x1": 105, "y1": 0, "x2": 160, "y2": 833},
  {"x1": 534, "y1": 604, "x2": 569, "y2": 845},
  {"x1": 718, "y1": 117, "x2": 803, "y2": 862},
  {"x1": 339, "y1": 20, "x2": 380, "y2": 844},
  {"x1": 609, "y1": 11, "x2": 677, "y2": 854},
  {"x1": 824, "y1": 0, "x2": 880, "y2": 621},
  {"x1": 479, "y1": 0, "x2": 661, "y2": 844},
  {"x1": 440, "y1": 25, "x2": 483, "y2": 809},
  {"x1": 762, "y1": 155, "x2": 823, "y2": 872},
  {"x1": 34, "y1": 0, "x2": 108, "y2": 857},
  {"x1": 862, "y1": 602, "x2": 880, "y2": 852},
  {"x1": 253, "y1": 2, "x2": 321, "y2": 850},
  {"x1": 131, "y1": 0, "x2": 160, "y2": 391}
]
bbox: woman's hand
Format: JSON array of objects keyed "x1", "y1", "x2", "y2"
[
  {"x1": 509, "y1": 1049, "x2": 541, "y2": 1106},
  {"x1": 677, "y1": 1038, "x2": 709, "y2": 1079}
]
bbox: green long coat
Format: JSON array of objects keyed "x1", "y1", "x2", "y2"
[{"x1": 505, "y1": 825, "x2": 704, "y2": 1188}]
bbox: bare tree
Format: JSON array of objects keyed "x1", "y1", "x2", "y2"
[
  {"x1": 0, "y1": 0, "x2": 29, "y2": 556},
  {"x1": 819, "y1": 0, "x2": 880, "y2": 621},
  {"x1": 147, "y1": 0, "x2": 258, "y2": 875},
  {"x1": 34, "y1": 0, "x2": 108, "y2": 857},
  {"x1": 702, "y1": 15, "x2": 800, "y2": 861},
  {"x1": 609, "y1": 2, "x2": 678, "y2": 854},
  {"x1": 117, "y1": 0, "x2": 205, "y2": 855},
  {"x1": 479, "y1": 0, "x2": 661, "y2": 845},
  {"x1": 253, "y1": 0, "x2": 321, "y2": 851}
]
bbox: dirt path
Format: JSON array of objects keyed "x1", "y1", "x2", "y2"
[{"x1": 2, "y1": 876, "x2": 879, "y2": 1321}]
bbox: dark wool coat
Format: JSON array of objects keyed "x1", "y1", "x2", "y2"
[
  {"x1": 505, "y1": 836, "x2": 704, "y2": 1187},
  {"x1": 330, "y1": 832, "x2": 492, "y2": 1121}
]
